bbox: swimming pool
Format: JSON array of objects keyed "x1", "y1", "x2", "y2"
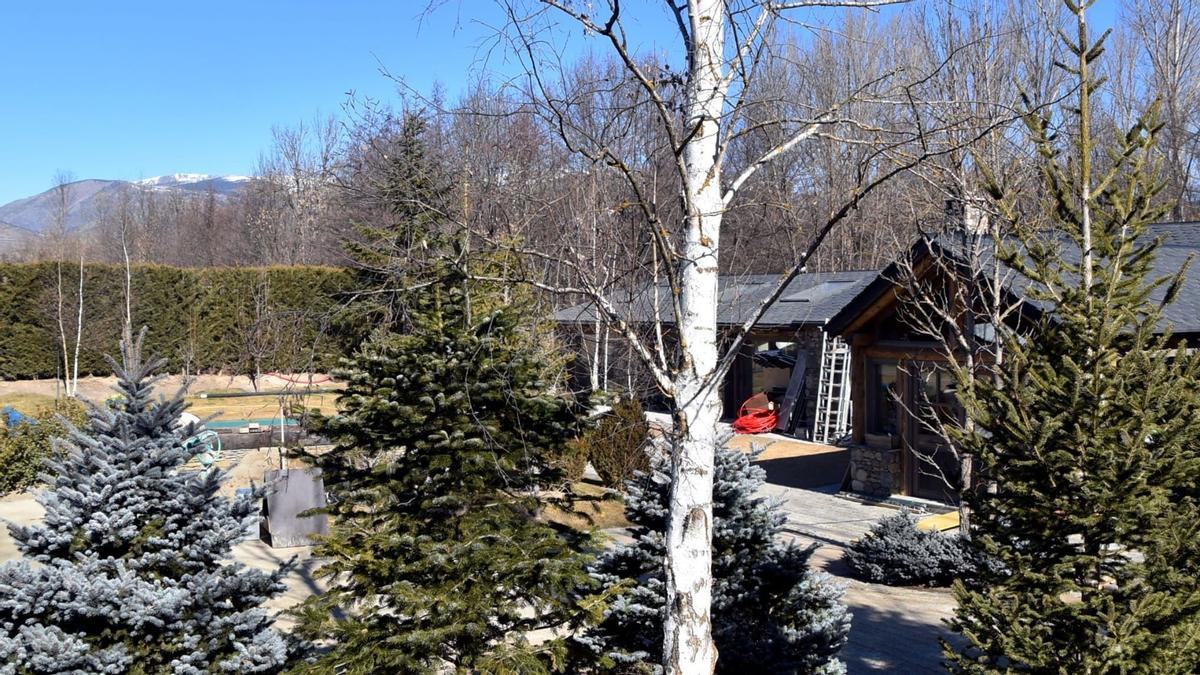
[{"x1": 204, "y1": 418, "x2": 299, "y2": 429}]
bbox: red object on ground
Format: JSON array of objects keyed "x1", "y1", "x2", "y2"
[{"x1": 732, "y1": 392, "x2": 778, "y2": 434}]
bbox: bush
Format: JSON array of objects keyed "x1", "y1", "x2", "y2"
[
  {"x1": 576, "y1": 398, "x2": 650, "y2": 488},
  {"x1": 555, "y1": 440, "x2": 590, "y2": 483},
  {"x1": 844, "y1": 510, "x2": 986, "y2": 587},
  {"x1": 0, "y1": 399, "x2": 87, "y2": 494}
]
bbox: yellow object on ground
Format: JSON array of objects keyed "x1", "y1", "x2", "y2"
[{"x1": 916, "y1": 510, "x2": 960, "y2": 532}]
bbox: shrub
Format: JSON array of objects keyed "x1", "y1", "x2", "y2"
[
  {"x1": 0, "y1": 333, "x2": 295, "y2": 671},
  {"x1": 555, "y1": 440, "x2": 590, "y2": 483},
  {"x1": 576, "y1": 398, "x2": 650, "y2": 488},
  {"x1": 0, "y1": 399, "x2": 86, "y2": 495},
  {"x1": 844, "y1": 510, "x2": 986, "y2": 587}
]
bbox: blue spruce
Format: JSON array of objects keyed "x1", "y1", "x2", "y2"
[
  {"x1": 578, "y1": 442, "x2": 851, "y2": 674},
  {"x1": 0, "y1": 330, "x2": 294, "y2": 673}
]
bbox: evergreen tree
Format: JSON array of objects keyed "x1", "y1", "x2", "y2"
[
  {"x1": 577, "y1": 443, "x2": 850, "y2": 674},
  {"x1": 0, "y1": 330, "x2": 293, "y2": 673},
  {"x1": 291, "y1": 269, "x2": 599, "y2": 673},
  {"x1": 946, "y1": 2, "x2": 1200, "y2": 670},
  {"x1": 342, "y1": 111, "x2": 453, "y2": 332}
]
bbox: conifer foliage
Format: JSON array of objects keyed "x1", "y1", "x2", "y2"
[
  {"x1": 341, "y1": 112, "x2": 452, "y2": 333},
  {"x1": 0, "y1": 329, "x2": 292, "y2": 673},
  {"x1": 578, "y1": 443, "x2": 850, "y2": 674},
  {"x1": 291, "y1": 270, "x2": 597, "y2": 673},
  {"x1": 844, "y1": 511, "x2": 986, "y2": 587},
  {"x1": 946, "y1": 2, "x2": 1200, "y2": 670}
]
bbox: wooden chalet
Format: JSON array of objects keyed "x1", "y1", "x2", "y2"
[
  {"x1": 824, "y1": 222, "x2": 1200, "y2": 503},
  {"x1": 554, "y1": 271, "x2": 876, "y2": 441}
]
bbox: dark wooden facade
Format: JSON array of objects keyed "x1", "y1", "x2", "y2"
[
  {"x1": 561, "y1": 322, "x2": 828, "y2": 438},
  {"x1": 833, "y1": 255, "x2": 967, "y2": 502}
]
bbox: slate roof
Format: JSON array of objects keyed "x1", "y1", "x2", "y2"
[
  {"x1": 553, "y1": 270, "x2": 878, "y2": 329},
  {"x1": 826, "y1": 221, "x2": 1200, "y2": 336}
]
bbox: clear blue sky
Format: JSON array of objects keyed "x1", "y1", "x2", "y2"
[
  {"x1": 0, "y1": 1, "x2": 1120, "y2": 206},
  {"x1": 0, "y1": 2, "x2": 525, "y2": 203},
  {"x1": 0, "y1": 1, "x2": 684, "y2": 205}
]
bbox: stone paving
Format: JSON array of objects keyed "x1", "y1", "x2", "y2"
[{"x1": 759, "y1": 482, "x2": 957, "y2": 674}]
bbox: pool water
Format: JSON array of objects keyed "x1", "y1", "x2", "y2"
[{"x1": 205, "y1": 419, "x2": 300, "y2": 429}]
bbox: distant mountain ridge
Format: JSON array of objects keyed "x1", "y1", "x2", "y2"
[{"x1": 0, "y1": 174, "x2": 251, "y2": 236}]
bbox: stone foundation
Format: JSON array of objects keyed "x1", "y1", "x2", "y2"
[{"x1": 848, "y1": 444, "x2": 901, "y2": 498}]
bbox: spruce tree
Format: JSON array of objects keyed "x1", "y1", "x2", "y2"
[
  {"x1": 291, "y1": 269, "x2": 598, "y2": 673},
  {"x1": 0, "y1": 330, "x2": 293, "y2": 673},
  {"x1": 342, "y1": 111, "x2": 452, "y2": 333},
  {"x1": 946, "y1": 2, "x2": 1200, "y2": 670},
  {"x1": 577, "y1": 443, "x2": 850, "y2": 674}
]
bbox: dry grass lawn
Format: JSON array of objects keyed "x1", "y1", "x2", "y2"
[
  {"x1": 186, "y1": 390, "x2": 341, "y2": 422},
  {"x1": 0, "y1": 393, "x2": 59, "y2": 415},
  {"x1": 0, "y1": 378, "x2": 341, "y2": 423},
  {"x1": 543, "y1": 480, "x2": 631, "y2": 531}
]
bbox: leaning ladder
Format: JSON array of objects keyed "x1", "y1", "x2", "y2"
[{"x1": 812, "y1": 332, "x2": 852, "y2": 443}]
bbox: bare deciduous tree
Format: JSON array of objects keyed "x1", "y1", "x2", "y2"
[
  {"x1": 1123, "y1": 0, "x2": 1200, "y2": 219},
  {"x1": 459, "y1": 2, "x2": 1009, "y2": 670},
  {"x1": 48, "y1": 171, "x2": 85, "y2": 397}
]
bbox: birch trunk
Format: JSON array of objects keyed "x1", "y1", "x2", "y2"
[
  {"x1": 73, "y1": 251, "x2": 84, "y2": 394},
  {"x1": 663, "y1": 1, "x2": 725, "y2": 672}
]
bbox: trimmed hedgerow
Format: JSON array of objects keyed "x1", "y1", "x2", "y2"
[
  {"x1": 844, "y1": 510, "x2": 992, "y2": 587},
  {"x1": 0, "y1": 262, "x2": 362, "y2": 379}
]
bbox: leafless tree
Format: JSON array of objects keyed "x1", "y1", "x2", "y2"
[
  {"x1": 888, "y1": 199, "x2": 1026, "y2": 533},
  {"x1": 243, "y1": 116, "x2": 344, "y2": 265},
  {"x1": 872, "y1": 0, "x2": 1068, "y2": 532},
  {"x1": 435, "y1": 2, "x2": 1022, "y2": 670},
  {"x1": 1123, "y1": 0, "x2": 1200, "y2": 219},
  {"x1": 47, "y1": 171, "x2": 86, "y2": 397}
]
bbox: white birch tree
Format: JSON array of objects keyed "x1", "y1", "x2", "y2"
[
  {"x1": 466, "y1": 2, "x2": 1006, "y2": 671},
  {"x1": 48, "y1": 171, "x2": 85, "y2": 397}
]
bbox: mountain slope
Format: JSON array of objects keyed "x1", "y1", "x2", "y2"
[{"x1": 0, "y1": 175, "x2": 251, "y2": 235}]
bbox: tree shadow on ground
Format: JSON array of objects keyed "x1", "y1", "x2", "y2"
[
  {"x1": 839, "y1": 595, "x2": 961, "y2": 674},
  {"x1": 753, "y1": 450, "x2": 849, "y2": 489},
  {"x1": 812, "y1": 545, "x2": 961, "y2": 674}
]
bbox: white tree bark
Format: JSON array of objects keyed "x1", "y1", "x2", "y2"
[
  {"x1": 73, "y1": 249, "x2": 84, "y2": 394},
  {"x1": 662, "y1": 2, "x2": 726, "y2": 672}
]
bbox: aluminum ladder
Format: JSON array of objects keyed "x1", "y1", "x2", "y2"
[{"x1": 812, "y1": 332, "x2": 852, "y2": 443}]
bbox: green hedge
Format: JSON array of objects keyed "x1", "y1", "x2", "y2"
[{"x1": 0, "y1": 263, "x2": 363, "y2": 380}]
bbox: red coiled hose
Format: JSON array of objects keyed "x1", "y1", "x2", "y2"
[{"x1": 731, "y1": 393, "x2": 778, "y2": 434}]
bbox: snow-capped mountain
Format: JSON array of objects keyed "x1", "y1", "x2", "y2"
[
  {"x1": 134, "y1": 173, "x2": 252, "y2": 192},
  {"x1": 0, "y1": 174, "x2": 253, "y2": 236}
]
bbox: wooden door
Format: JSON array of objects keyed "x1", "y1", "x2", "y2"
[{"x1": 903, "y1": 361, "x2": 961, "y2": 503}]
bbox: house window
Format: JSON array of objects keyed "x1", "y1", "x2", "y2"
[
  {"x1": 917, "y1": 363, "x2": 958, "y2": 426},
  {"x1": 868, "y1": 361, "x2": 900, "y2": 435}
]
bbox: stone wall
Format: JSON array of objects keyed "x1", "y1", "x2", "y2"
[
  {"x1": 794, "y1": 326, "x2": 826, "y2": 437},
  {"x1": 848, "y1": 444, "x2": 901, "y2": 498}
]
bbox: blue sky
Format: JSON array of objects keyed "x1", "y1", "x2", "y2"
[
  {"x1": 0, "y1": 1, "x2": 683, "y2": 205},
  {"x1": 0, "y1": 1, "x2": 1121, "y2": 206}
]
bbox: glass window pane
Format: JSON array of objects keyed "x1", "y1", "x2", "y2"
[{"x1": 871, "y1": 362, "x2": 899, "y2": 435}]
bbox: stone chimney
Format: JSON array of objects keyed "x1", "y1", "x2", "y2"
[{"x1": 944, "y1": 195, "x2": 990, "y2": 236}]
